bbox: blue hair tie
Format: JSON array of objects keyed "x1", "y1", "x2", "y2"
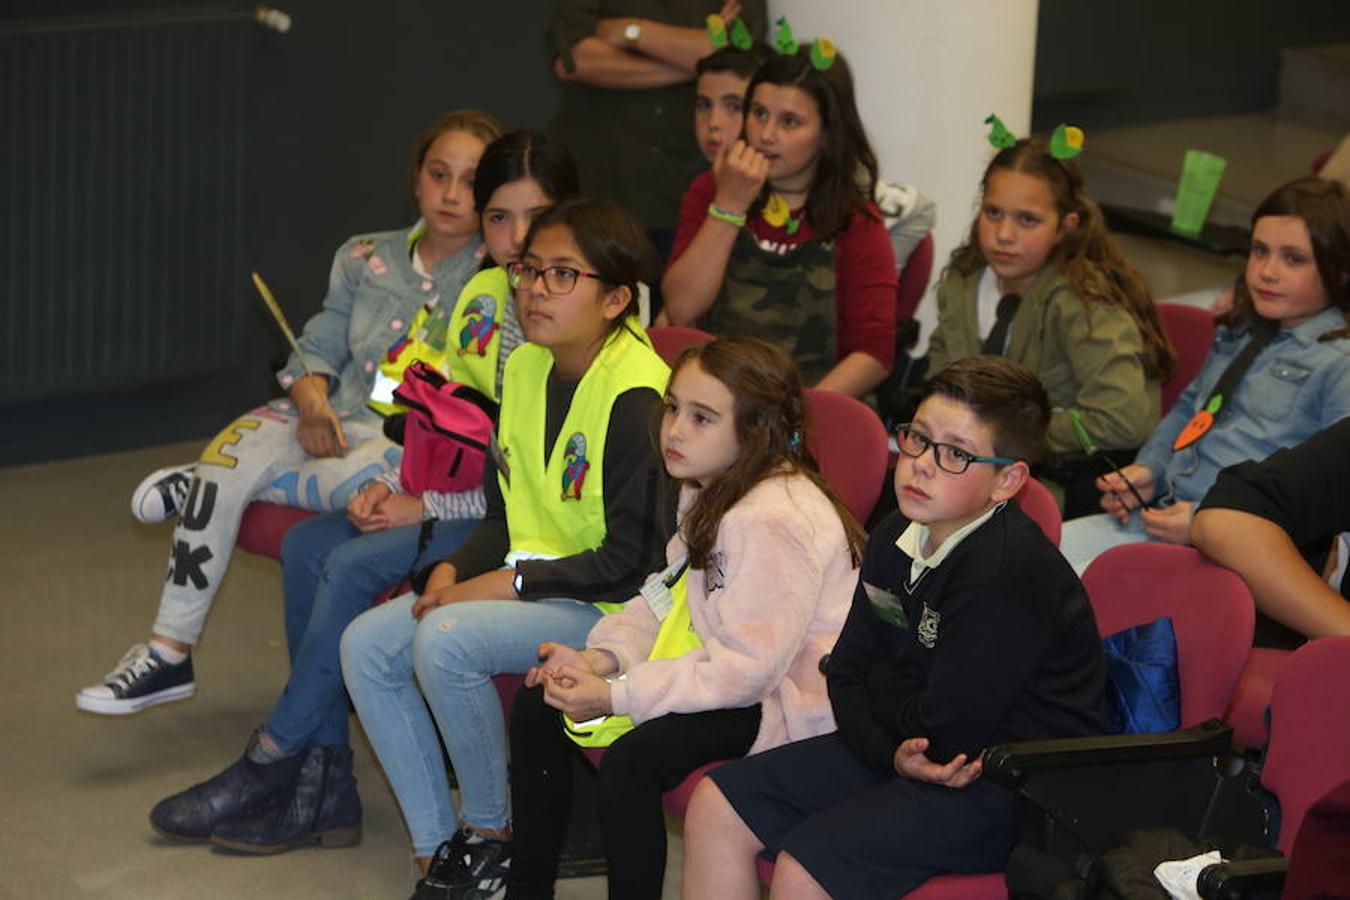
[{"x1": 788, "y1": 431, "x2": 802, "y2": 451}]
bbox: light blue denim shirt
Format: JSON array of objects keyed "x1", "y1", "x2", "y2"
[
  {"x1": 1135, "y1": 306, "x2": 1350, "y2": 503},
  {"x1": 276, "y1": 224, "x2": 485, "y2": 418}
]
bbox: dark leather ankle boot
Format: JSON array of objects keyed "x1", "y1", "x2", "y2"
[
  {"x1": 150, "y1": 732, "x2": 305, "y2": 841},
  {"x1": 209, "y1": 745, "x2": 362, "y2": 854}
]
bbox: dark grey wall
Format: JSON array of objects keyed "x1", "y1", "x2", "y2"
[
  {"x1": 1, "y1": 1, "x2": 559, "y2": 464},
  {"x1": 1033, "y1": 0, "x2": 1350, "y2": 130}
]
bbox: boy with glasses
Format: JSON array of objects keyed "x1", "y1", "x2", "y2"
[{"x1": 682, "y1": 356, "x2": 1112, "y2": 899}]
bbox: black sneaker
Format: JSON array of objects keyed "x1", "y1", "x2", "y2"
[
  {"x1": 75, "y1": 642, "x2": 195, "y2": 715},
  {"x1": 130, "y1": 463, "x2": 195, "y2": 524},
  {"x1": 412, "y1": 828, "x2": 510, "y2": 900}
]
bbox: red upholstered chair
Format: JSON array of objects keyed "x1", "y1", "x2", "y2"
[
  {"x1": 803, "y1": 388, "x2": 890, "y2": 525},
  {"x1": 1262, "y1": 637, "x2": 1350, "y2": 854},
  {"x1": 237, "y1": 501, "x2": 317, "y2": 559},
  {"x1": 1081, "y1": 543, "x2": 1254, "y2": 726},
  {"x1": 1013, "y1": 477, "x2": 1061, "y2": 546},
  {"x1": 1168, "y1": 637, "x2": 1350, "y2": 897},
  {"x1": 1224, "y1": 646, "x2": 1292, "y2": 751},
  {"x1": 647, "y1": 325, "x2": 714, "y2": 366},
  {"x1": 1156, "y1": 303, "x2": 1216, "y2": 415},
  {"x1": 896, "y1": 234, "x2": 935, "y2": 324}
]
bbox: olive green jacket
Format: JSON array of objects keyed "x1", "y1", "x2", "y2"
[{"x1": 927, "y1": 265, "x2": 1159, "y2": 455}]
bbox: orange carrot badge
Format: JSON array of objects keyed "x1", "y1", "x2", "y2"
[{"x1": 1173, "y1": 394, "x2": 1223, "y2": 451}]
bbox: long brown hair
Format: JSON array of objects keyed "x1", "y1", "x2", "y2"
[
  {"x1": 671, "y1": 338, "x2": 866, "y2": 569},
  {"x1": 948, "y1": 138, "x2": 1176, "y2": 381},
  {"x1": 743, "y1": 48, "x2": 879, "y2": 239},
  {"x1": 1219, "y1": 175, "x2": 1350, "y2": 342}
]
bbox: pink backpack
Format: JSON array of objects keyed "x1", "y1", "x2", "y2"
[{"x1": 389, "y1": 361, "x2": 497, "y2": 495}]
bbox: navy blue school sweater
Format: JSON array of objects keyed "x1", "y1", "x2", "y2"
[{"x1": 828, "y1": 503, "x2": 1111, "y2": 772}]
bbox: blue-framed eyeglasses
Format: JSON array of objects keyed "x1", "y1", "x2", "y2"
[{"x1": 896, "y1": 424, "x2": 1015, "y2": 475}]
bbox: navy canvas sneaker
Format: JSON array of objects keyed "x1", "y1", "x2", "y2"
[
  {"x1": 130, "y1": 463, "x2": 195, "y2": 524},
  {"x1": 76, "y1": 642, "x2": 195, "y2": 715}
]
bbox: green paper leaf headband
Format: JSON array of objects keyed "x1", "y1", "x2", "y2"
[
  {"x1": 984, "y1": 113, "x2": 1086, "y2": 159},
  {"x1": 771, "y1": 15, "x2": 836, "y2": 70},
  {"x1": 706, "y1": 13, "x2": 753, "y2": 51}
]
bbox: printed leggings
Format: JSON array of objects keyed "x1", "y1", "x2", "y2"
[{"x1": 151, "y1": 400, "x2": 399, "y2": 645}]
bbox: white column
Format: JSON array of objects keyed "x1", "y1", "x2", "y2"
[{"x1": 768, "y1": 0, "x2": 1040, "y2": 353}]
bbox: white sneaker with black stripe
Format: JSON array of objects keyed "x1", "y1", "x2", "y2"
[
  {"x1": 75, "y1": 642, "x2": 196, "y2": 715},
  {"x1": 130, "y1": 463, "x2": 195, "y2": 524}
]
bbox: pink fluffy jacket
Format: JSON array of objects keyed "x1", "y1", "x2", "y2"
[{"x1": 587, "y1": 472, "x2": 857, "y2": 754}]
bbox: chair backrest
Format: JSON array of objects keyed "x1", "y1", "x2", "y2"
[
  {"x1": 895, "y1": 233, "x2": 935, "y2": 322},
  {"x1": 803, "y1": 388, "x2": 889, "y2": 524},
  {"x1": 1081, "y1": 543, "x2": 1254, "y2": 727},
  {"x1": 1013, "y1": 477, "x2": 1061, "y2": 546},
  {"x1": 1156, "y1": 303, "x2": 1216, "y2": 415},
  {"x1": 1260, "y1": 636, "x2": 1350, "y2": 854},
  {"x1": 647, "y1": 325, "x2": 715, "y2": 367}
]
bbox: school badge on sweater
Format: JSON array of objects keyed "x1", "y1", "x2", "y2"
[{"x1": 916, "y1": 603, "x2": 941, "y2": 649}]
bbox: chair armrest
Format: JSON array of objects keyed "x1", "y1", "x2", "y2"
[
  {"x1": 985, "y1": 719, "x2": 1234, "y2": 789},
  {"x1": 1197, "y1": 857, "x2": 1288, "y2": 900}
]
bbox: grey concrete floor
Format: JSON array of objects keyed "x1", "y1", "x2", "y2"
[{"x1": 0, "y1": 440, "x2": 653, "y2": 899}]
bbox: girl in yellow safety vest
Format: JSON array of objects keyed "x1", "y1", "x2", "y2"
[
  {"x1": 340, "y1": 199, "x2": 675, "y2": 893},
  {"x1": 138, "y1": 132, "x2": 586, "y2": 855},
  {"x1": 510, "y1": 337, "x2": 867, "y2": 900}
]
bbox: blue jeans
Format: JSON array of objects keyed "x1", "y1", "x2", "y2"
[
  {"x1": 339, "y1": 592, "x2": 603, "y2": 856},
  {"x1": 263, "y1": 510, "x2": 477, "y2": 753}
]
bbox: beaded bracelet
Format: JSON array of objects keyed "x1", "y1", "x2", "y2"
[{"x1": 707, "y1": 203, "x2": 748, "y2": 227}]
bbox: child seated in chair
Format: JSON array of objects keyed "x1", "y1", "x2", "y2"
[{"x1": 681, "y1": 356, "x2": 1112, "y2": 899}]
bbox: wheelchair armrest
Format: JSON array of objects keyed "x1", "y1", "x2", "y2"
[
  {"x1": 1197, "y1": 857, "x2": 1288, "y2": 900},
  {"x1": 985, "y1": 719, "x2": 1234, "y2": 789}
]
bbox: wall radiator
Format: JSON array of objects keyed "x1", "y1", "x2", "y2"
[{"x1": 1, "y1": 8, "x2": 253, "y2": 405}]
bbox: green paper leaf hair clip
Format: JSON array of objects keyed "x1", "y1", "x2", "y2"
[
  {"x1": 773, "y1": 16, "x2": 799, "y2": 55},
  {"x1": 729, "y1": 16, "x2": 752, "y2": 50},
  {"x1": 708, "y1": 14, "x2": 754, "y2": 51},
  {"x1": 706, "y1": 13, "x2": 728, "y2": 49},
  {"x1": 1050, "y1": 123, "x2": 1086, "y2": 160},
  {"x1": 809, "y1": 37, "x2": 837, "y2": 70},
  {"x1": 984, "y1": 113, "x2": 1017, "y2": 149}
]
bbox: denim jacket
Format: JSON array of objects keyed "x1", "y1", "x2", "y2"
[
  {"x1": 1135, "y1": 306, "x2": 1350, "y2": 503},
  {"x1": 276, "y1": 224, "x2": 485, "y2": 418}
]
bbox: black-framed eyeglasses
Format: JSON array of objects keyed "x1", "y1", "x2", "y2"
[
  {"x1": 895, "y1": 424, "x2": 1015, "y2": 475},
  {"x1": 507, "y1": 261, "x2": 607, "y2": 295}
]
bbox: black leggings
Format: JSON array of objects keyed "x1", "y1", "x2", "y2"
[{"x1": 506, "y1": 684, "x2": 761, "y2": 900}]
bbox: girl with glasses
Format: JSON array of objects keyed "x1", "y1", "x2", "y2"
[
  {"x1": 340, "y1": 198, "x2": 675, "y2": 897},
  {"x1": 140, "y1": 130, "x2": 584, "y2": 855}
]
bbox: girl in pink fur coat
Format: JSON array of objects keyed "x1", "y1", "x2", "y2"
[{"x1": 505, "y1": 337, "x2": 865, "y2": 900}]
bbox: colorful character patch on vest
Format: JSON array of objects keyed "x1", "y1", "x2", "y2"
[
  {"x1": 414, "y1": 302, "x2": 453, "y2": 352},
  {"x1": 384, "y1": 335, "x2": 411, "y2": 364},
  {"x1": 560, "y1": 432, "x2": 590, "y2": 501},
  {"x1": 458, "y1": 295, "x2": 500, "y2": 357}
]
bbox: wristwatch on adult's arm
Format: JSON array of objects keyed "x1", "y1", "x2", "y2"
[{"x1": 512, "y1": 569, "x2": 524, "y2": 598}]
